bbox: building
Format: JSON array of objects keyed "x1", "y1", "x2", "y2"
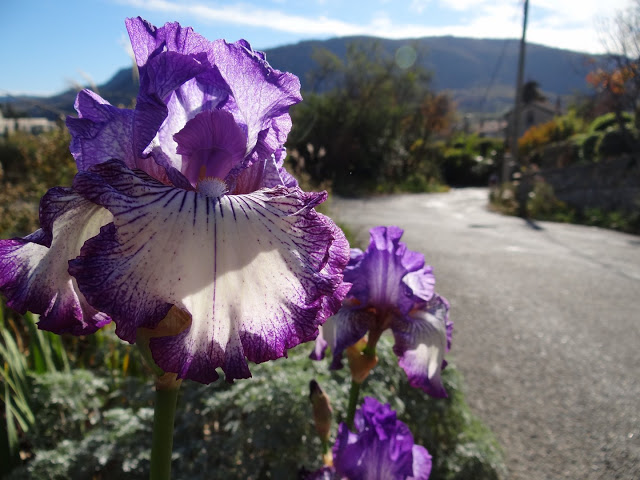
[
  {"x1": 0, "y1": 110, "x2": 58, "y2": 136},
  {"x1": 504, "y1": 100, "x2": 559, "y2": 140}
]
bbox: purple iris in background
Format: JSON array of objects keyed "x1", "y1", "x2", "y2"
[
  {"x1": 0, "y1": 17, "x2": 350, "y2": 383},
  {"x1": 306, "y1": 397, "x2": 432, "y2": 480},
  {"x1": 334, "y1": 397, "x2": 432, "y2": 480},
  {"x1": 312, "y1": 226, "x2": 452, "y2": 397}
]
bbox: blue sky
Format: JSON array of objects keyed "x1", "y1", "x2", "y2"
[{"x1": 0, "y1": 0, "x2": 631, "y2": 96}]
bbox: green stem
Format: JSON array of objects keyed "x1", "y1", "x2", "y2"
[
  {"x1": 362, "y1": 344, "x2": 377, "y2": 357},
  {"x1": 150, "y1": 382, "x2": 180, "y2": 480},
  {"x1": 321, "y1": 438, "x2": 330, "y2": 456},
  {"x1": 346, "y1": 379, "x2": 361, "y2": 430},
  {"x1": 136, "y1": 333, "x2": 165, "y2": 377}
]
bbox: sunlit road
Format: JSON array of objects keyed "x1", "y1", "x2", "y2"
[{"x1": 330, "y1": 188, "x2": 640, "y2": 480}]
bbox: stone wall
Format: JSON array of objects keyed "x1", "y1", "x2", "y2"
[{"x1": 529, "y1": 155, "x2": 640, "y2": 212}]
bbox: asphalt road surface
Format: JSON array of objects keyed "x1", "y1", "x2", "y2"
[{"x1": 329, "y1": 188, "x2": 640, "y2": 480}]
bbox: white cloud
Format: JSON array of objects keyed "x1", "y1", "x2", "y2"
[
  {"x1": 439, "y1": 0, "x2": 491, "y2": 11},
  {"x1": 119, "y1": 0, "x2": 627, "y2": 53},
  {"x1": 119, "y1": 0, "x2": 519, "y2": 40},
  {"x1": 121, "y1": 0, "x2": 365, "y2": 36},
  {"x1": 532, "y1": 0, "x2": 630, "y2": 24},
  {"x1": 370, "y1": 11, "x2": 393, "y2": 30},
  {"x1": 410, "y1": 0, "x2": 431, "y2": 14}
]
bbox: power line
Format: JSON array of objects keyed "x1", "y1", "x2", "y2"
[
  {"x1": 479, "y1": 38, "x2": 512, "y2": 113},
  {"x1": 478, "y1": 0, "x2": 530, "y2": 114}
]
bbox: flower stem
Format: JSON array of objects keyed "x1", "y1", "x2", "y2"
[
  {"x1": 346, "y1": 378, "x2": 361, "y2": 430},
  {"x1": 136, "y1": 333, "x2": 165, "y2": 378},
  {"x1": 150, "y1": 375, "x2": 181, "y2": 480}
]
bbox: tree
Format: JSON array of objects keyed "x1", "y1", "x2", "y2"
[
  {"x1": 577, "y1": 2, "x2": 640, "y2": 154},
  {"x1": 521, "y1": 80, "x2": 546, "y2": 105},
  {"x1": 287, "y1": 42, "x2": 454, "y2": 194},
  {"x1": 596, "y1": 1, "x2": 640, "y2": 131}
]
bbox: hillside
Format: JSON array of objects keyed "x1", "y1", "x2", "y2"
[
  {"x1": 1, "y1": 35, "x2": 602, "y2": 119},
  {"x1": 266, "y1": 36, "x2": 599, "y2": 112}
]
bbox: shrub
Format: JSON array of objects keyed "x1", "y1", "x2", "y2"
[
  {"x1": 583, "y1": 207, "x2": 640, "y2": 234},
  {"x1": 0, "y1": 129, "x2": 76, "y2": 238},
  {"x1": 519, "y1": 121, "x2": 555, "y2": 156},
  {"x1": 287, "y1": 42, "x2": 453, "y2": 195},
  {"x1": 579, "y1": 132, "x2": 601, "y2": 161},
  {"x1": 7, "y1": 339, "x2": 506, "y2": 480},
  {"x1": 441, "y1": 134, "x2": 501, "y2": 186},
  {"x1": 519, "y1": 112, "x2": 584, "y2": 158},
  {"x1": 526, "y1": 178, "x2": 576, "y2": 222},
  {"x1": 588, "y1": 111, "x2": 633, "y2": 132},
  {"x1": 596, "y1": 127, "x2": 637, "y2": 157}
]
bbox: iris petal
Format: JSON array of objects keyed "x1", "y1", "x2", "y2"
[
  {"x1": 333, "y1": 397, "x2": 418, "y2": 480},
  {"x1": 66, "y1": 90, "x2": 136, "y2": 171},
  {"x1": 124, "y1": 17, "x2": 301, "y2": 177},
  {"x1": 392, "y1": 295, "x2": 450, "y2": 398},
  {"x1": 0, "y1": 188, "x2": 112, "y2": 334},
  {"x1": 67, "y1": 88, "x2": 181, "y2": 184},
  {"x1": 402, "y1": 268, "x2": 435, "y2": 304},
  {"x1": 313, "y1": 308, "x2": 371, "y2": 369},
  {"x1": 141, "y1": 55, "x2": 229, "y2": 174},
  {"x1": 174, "y1": 109, "x2": 247, "y2": 185},
  {"x1": 233, "y1": 147, "x2": 298, "y2": 194},
  {"x1": 125, "y1": 17, "x2": 213, "y2": 70},
  {"x1": 209, "y1": 38, "x2": 302, "y2": 160},
  {"x1": 409, "y1": 445, "x2": 433, "y2": 480},
  {"x1": 69, "y1": 160, "x2": 349, "y2": 383},
  {"x1": 345, "y1": 226, "x2": 434, "y2": 314}
]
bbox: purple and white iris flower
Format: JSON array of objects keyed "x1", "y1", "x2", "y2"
[
  {"x1": 334, "y1": 397, "x2": 432, "y2": 480},
  {"x1": 306, "y1": 397, "x2": 432, "y2": 480},
  {"x1": 0, "y1": 17, "x2": 350, "y2": 383},
  {"x1": 311, "y1": 226, "x2": 452, "y2": 397}
]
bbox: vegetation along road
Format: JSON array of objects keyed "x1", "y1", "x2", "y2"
[{"x1": 330, "y1": 188, "x2": 640, "y2": 480}]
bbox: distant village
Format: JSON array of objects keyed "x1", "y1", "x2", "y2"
[
  {"x1": 0, "y1": 110, "x2": 58, "y2": 136},
  {"x1": 1, "y1": 96, "x2": 561, "y2": 147},
  {"x1": 464, "y1": 96, "x2": 561, "y2": 140}
]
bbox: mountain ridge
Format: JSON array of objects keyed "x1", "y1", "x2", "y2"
[{"x1": 1, "y1": 35, "x2": 603, "y2": 118}]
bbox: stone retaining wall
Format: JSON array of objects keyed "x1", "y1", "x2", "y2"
[{"x1": 528, "y1": 155, "x2": 640, "y2": 212}]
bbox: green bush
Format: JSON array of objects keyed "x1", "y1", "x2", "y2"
[
  {"x1": 596, "y1": 127, "x2": 637, "y2": 157},
  {"x1": 0, "y1": 301, "x2": 150, "y2": 478},
  {"x1": 583, "y1": 207, "x2": 640, "y2": 234},
  {"x1": 25, "y1": 371, "x2": 111, "y2": 451},
  {"x1": 491, "y1": 177, "x2": 640, "y2": 234},
  {"x1": 287, "y1": 42, "x2": 454, "y2": 195},
  {"x1": 489, "y1": 182, "x2": 518, "y2": 216},
  {"x1": 588, "y1": 111, "x2": 633, "y2": 132},
  {"x1": 441, "y1": 134, "x2": 501, "y2": 186},
  {"x1": 519, "y1": 111, "x2": 585, "y2": 158},
  {"x1": 0, "y1": 129, "x2": 76, "y2": 238},
  {"x1": 391, "y1": 172, "x2": 449, "y2": 194},
  {"x1": 556, "y1": 110, "x2": 585, "y2": 135},
  {"x1": 0, "y1": 306, "x2": 73, "y2": 475},
  {"x1": 7, "y1": 338, "x2": 505, "y2": 480},
  {"x1": 579, "y1": 132, "x2": 601, "y2": 161},
  {"x1": 526, "y1": 179, "x2": 576, "y2": 223}
]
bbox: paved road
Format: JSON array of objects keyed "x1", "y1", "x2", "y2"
[{"x1": 329, "y1": 188, "x2": 640, "y2": 480}]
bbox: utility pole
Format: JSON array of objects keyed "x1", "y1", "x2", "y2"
[{"x1": 503, "y1": 0, "x2": 529, "y2": 184}]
